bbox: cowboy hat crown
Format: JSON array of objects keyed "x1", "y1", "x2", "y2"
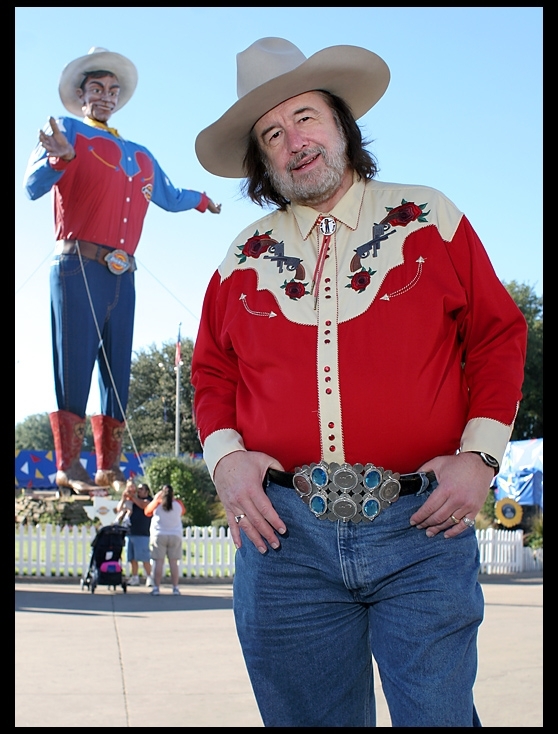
[
  {"x1": 195, "y1": 37, "x2": 390, "y2": 178},
  {"x1": 59, "y1": 47, "x2": 138, "y2": 117}
]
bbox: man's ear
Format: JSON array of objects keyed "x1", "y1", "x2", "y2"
[{"x1": 76, "y1": 88, "x2": 83, "y2": 101}]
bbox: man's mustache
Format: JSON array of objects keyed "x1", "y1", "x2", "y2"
[{"x1": 287, "y1": 147, "x2": 324, "y2": 173}]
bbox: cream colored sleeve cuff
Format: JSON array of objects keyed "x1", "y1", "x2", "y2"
[
  {"x1": 202, "y1": 429, "x2": 246, "y2": 480},
  {"x1": 459, "y1": 416, "x2": 515, "y2": 469}
]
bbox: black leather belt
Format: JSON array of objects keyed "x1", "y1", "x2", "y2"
[
  {"x1": 266, "y1": 463, "x2": 437, "y2": 524},
  {"x1": 57, "y1": 240, "x2": 137, "y2": 273}
]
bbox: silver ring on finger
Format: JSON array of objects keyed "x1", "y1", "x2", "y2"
[
  {"x1": 462, "y1": 516, "x2": 475, "y2": 528},
  {"x1": 234, "y1": 514, "x2": 246, "y2": 524}
]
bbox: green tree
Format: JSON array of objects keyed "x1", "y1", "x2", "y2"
[
  {"x1": 504, "y1": 281, "x2": 543, "y2": 439},
  {"x1": 143, "y1": 455, "x2": 222, "y2": 526},
  {"x1": 15, "y1": 412, "x2": 94, "y2": 451},
  {"x1": 15, "y1": 413, "x2": 54, "y2": 450},
  {"x1": 125, "y1": 338, "x2": 201, "y2": 455}
]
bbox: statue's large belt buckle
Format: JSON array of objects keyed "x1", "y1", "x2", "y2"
[
  {"x1": 105, "y1": 249, "x2": 131, "y2": 274},
  {"x1": 292, "y1": 461, "x2": 401, "y2": 523}
]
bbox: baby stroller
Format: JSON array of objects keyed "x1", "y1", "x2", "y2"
[{"x1": 80, "y1": 524, "x2": 128, "y2": 593}]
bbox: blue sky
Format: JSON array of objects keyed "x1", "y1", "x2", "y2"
[{"x1": 15, "y1": 6, "x2": 542, "y2": 425}]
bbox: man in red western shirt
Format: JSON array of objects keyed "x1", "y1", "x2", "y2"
[{"x1": 191, "y1": 37, "x2": 527, "y2": 727}]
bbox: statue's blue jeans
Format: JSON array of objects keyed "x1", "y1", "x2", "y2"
[
  {"x1": 50, "y1": 253, "x2": 135, "y2": 421},
  {"x1": 233, "y1": 479, "x2": 483, "y2": 727}
]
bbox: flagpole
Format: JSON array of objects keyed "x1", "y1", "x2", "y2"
[{"x1": 175, "y1": 323, "x2": 182, "y2": 457}]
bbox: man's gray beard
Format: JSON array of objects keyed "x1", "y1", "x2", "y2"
[{"x1": 266, "y1": 139, "x2": 348, "y2": 207}]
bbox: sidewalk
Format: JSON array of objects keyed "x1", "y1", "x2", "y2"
[{"x1": 15, "y1": 573, "x2": 542, "y2": 727}]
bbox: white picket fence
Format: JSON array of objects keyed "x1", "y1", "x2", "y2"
[
  {"x1": 14, "y1": 524, "x2": 542, "y2": 578},
  {"x1": 477, "y1": 527, "x2": 543, "y2": 574},
  {"x1": 15, "y1": 524, "x2": 236, "y2": 579}
]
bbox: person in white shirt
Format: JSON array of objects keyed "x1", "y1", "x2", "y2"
[{"x1": 144, "y1": 484, "x2": 185, "y2": 595}]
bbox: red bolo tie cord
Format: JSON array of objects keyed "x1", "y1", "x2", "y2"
[{"x1": 310, "y1": 233, "x2": 331, "y2": 310}]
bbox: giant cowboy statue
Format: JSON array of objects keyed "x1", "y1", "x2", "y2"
[{"x1": 23, "y1": 47, "x2": 221, "y2": 494}]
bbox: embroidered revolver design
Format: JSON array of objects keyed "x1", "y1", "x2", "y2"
[
  {"x1": 264, "y1": 241, "x2": 306, "y2": 280},
  {"x1": 350, "y1": 223, "x2": 395, "y2": 271}
]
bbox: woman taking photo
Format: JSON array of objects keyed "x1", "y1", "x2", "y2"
[{"x1": 144, "y1": 484, "x2": 185, "y2": 595}]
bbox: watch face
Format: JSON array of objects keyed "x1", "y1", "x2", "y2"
[{"x1": 480, "y1": 452, "x2": 499, "y2": 469}]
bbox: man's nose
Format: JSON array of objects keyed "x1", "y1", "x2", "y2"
[{"x1": 285, "y1": 128, "x2": 308, "y2": 153}]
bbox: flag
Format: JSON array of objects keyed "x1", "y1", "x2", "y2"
[{"x1": 175, "y1": 324, "x2": 182, "y2": 367}]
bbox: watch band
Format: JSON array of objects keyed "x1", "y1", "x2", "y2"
[{"x1": 470, "y1": 451, "x2": 500, "y2": 473}]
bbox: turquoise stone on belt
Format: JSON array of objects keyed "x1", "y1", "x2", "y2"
[
  {"x1": 311, "y1": 466, "x2": 328, "y2": 487},
  {"x1": 364, "y1": 468, "x2": 382, "y2": 489},
  {"x1": 309, "y1": 494, "x2": 327, "y2": 516},
  {"x1": 363, "y1": 496, "x2": 381, "y2": 520}
]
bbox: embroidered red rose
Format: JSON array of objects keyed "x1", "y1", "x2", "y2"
[
  {"x1": 381, "y1": 200, "x2": 430, "y2": 227},
  {"x1": 281, "y1": 279, "x2": 309, "y2": 300},
  {"x1": 242, "y1": 234, "x2": 276, "y2": 258},
  {"x1": 382, "y1": 203, "x2": 422, "y2": 227},
  {"x1": 236, "y1": 230, "x2": 278, "y2": 264},
  {"x1": 346, "y1": 267, "x2": 376, "y2": 293}
]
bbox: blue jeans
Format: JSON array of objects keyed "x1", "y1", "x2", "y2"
[
  {"x1": 233, "y1": 480, "x2": 483, "y2": 727},
  {"x1": 50, "y1": 253, "x2": 135, "y2": 421}
]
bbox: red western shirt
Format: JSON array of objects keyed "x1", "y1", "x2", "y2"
[
  {"x1": 191, "y1": 177, "x2": 527, "y2": 478},
  {"x1": 24, "y1": 116, "x2": 209, "y2": 254}
]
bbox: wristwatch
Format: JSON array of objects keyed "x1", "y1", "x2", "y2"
[{"x1": 470, "y1": 451, "x2": 500, "y2": 474}]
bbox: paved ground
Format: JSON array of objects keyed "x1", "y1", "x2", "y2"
[{"x1": 15, "y1": 572, "x2": 542, "y2": 727}]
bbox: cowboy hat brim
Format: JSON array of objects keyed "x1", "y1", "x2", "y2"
[
  {"x1": 195, "y1": 45, "x2": 390, "y2": 179},
  {"x1": 59, "y1": 49, "x2": 138, "y2": 117}
]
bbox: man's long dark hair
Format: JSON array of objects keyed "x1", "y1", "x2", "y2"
[{"x1": 241, "y1": 90, "x2": 379, "y2": 211}]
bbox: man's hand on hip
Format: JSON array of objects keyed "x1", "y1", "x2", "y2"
[
  {"x1": 214, "y1": 450, "x2": 287, "y2": 553},
  {"x1": 410, "y1": 451, "x2": 494, "y2": 538}
]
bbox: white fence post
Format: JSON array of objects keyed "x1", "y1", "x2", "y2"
[
  {"x1": 16, "y1": 524, "x2": 24, "y2": 576},
  {"x1": 54, "y1": 524, "x2": 61, "y2": 577},
  {"x1": 26, "y1": 524, "x2": 34, "y2": 577},
  {"x1": 45, "y1": 524, "x2": 52, "y2": 575}
]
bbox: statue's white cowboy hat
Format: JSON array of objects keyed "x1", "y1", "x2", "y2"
[
  {"x1": 59, "y1": 47, "x2": 138, "y2": 117},
  {"x1": 195, "y1": 37, "x2": 390, "y2": 179}
]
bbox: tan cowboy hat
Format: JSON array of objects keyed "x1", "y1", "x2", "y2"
[
  {"x1": 195, "y1": 37, "x2": 390, "y2": 178},
  {"x1": 58, "y1": 47, "x2": 138, "y2": 117}
]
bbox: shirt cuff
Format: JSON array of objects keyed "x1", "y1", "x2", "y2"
[
  {"x1": 202, "y1": 429, "x2": 246, "y2": 479},
  {"x1": 48, "y1": 155, "x2": 74, "y2": 170},
  {"x1": 459, "y1": 417, "x2": 514, "y2": 470},
  {"x1": 195, "y1": 192, "x2": 210, "y2": 213}
]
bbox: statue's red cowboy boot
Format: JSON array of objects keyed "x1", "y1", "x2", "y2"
[
  {"x1": 91, "y1": 414, "x2": 127, "y2": 490},
  {"x1": 49, "y1": 410, "x2": 97, "y2": 494}
]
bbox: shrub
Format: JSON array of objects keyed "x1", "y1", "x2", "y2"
[
  {"x1": 475, "y1": 487, "x2": 498, "y2": 529},
  {"x1": 524, "y1": 513, "x2": 543, "y2": 549}
]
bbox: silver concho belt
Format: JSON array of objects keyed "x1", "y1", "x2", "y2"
[{"x1": 292, "y1": 461, "x2": 402, "y2": 523}]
